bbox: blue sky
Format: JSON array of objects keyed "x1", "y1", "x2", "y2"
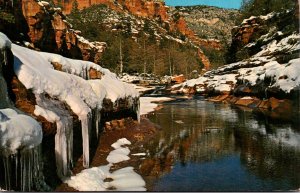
[{"x1": 165, "y1": 0, "x2": 242, "y2": 9}]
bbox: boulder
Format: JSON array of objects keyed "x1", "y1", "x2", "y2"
[{"x1": 171, "y1": 74, "x2": 186, "y2": 84}]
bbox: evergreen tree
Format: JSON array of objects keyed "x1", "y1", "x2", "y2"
[
  {"x1": 71, "y1": 0, "x2": 79, "y2": 15},
  {"x1": 57, "y1": 0, "x2": 63, "y2": 9}
]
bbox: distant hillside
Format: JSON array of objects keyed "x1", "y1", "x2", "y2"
[
  {"x1": 53, "y1": 0, "x2": 233, "y2": 71},
  {"x1": 170, "y1": 5, "x2": 240, "y2": 45},
  {"x1": 66, "y1": 4, "x2": 211, "y2": 76}
]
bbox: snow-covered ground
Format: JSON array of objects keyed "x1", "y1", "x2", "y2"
[
  {"x1": 140, "y1": 97, "x2": 174, "y2": 115},
  {"x1": 133, "y1": 85, "x2": 156, "y2": 94},
  {"x1": 65, "y1": 138, "x2": 146, "y2": 191},
  {"x1": 172, "y1": 31, "x2": 300, "y2": 94}
]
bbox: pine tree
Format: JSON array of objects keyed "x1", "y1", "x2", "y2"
[
  {"x1": 71, "y1": 0, "x2": 79, "y2": 15},
  {"x1": 57, "y1": 0, "x2": 63, "y2": 9}
]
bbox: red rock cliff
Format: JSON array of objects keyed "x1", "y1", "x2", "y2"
[
  {"x1": 54, "y1": 0, "x2": 222, "y2": 69},
  {"x1": 56, "y1": 0, "x2": 169, "y2": 21},
  {"x1": 19, "y1": 0, "x2": 106, "y2": 64}
]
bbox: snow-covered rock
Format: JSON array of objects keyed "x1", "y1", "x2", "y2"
[
  {"x1": 11, "y1": 39, "x2": 139, "y2": 177},
  {"x1": 0, "y1": 108, "x2": 42, "y2": 154},
  {"x1": 172, "y1": 10, "x2": 300, "y2": 97}
]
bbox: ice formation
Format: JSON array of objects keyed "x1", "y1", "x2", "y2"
[
  {"x1": 10, "y1": 42, "x2": 139, "y2": 177},
  {"x1": 0, "y1": 33, "x2": 11, "y2": 51},
  {"x1": 34, "y1": 95, "x2": 74, "y2": 178},
  {"x1": 0, "y1": 33, "x2": 12, "y2": 108},
  {"x1": 65, "y1": 138, "x2": 146, "y2": 191},
  {"x1": 0, "y1": 32, "x2": 140, "y2": 190},
  {"x1": 0, "y1": 109, "x2": 48, "y2": 191}
]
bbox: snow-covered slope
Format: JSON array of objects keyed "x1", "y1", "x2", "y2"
[{"x1": 172, "y1": 11, "x2": 300, "y2": 97}]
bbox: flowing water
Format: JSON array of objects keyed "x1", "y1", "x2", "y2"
[{"x1": 143, "y1": 96, "x2": 300, "y2": 191}]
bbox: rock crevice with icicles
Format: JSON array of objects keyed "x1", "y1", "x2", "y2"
[
  {"x1": 0, "y1": 32, "x2": 140, "y2": 191},
  {"x1": 0, "y1": 33, "x2": 49, "y2": 191}
]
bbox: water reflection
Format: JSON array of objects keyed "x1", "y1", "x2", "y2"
[{"x1": 142, "y1": 97, "x2": 300, "y2": 191}]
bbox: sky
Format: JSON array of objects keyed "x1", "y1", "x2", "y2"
[{"x1": 165, "y1": 0, "x2": 242, "y2": 9}]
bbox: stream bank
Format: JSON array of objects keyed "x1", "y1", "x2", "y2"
[{"x1": 55, "y1": 117, "x2": 160, "y2": 191}]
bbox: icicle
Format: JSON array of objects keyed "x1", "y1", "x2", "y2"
[
  {"x1": 17, "y1": 146, "x2": 50, "y2": 191},
  {"x1": 35, "y1": 94, "x2": 73, "y2": 179},
  {"x1": 15, "y1": 154, "x2": 18, "y2": 188},
  {"x1": 55, "y1": 121, "x2": 67, "y2": 179},
  {"x1": 55, "y1": 115, "x2": 73, "y2": 179},
  {"x1": 20, "y1": 148, "x2": 30, "y2": 191},
  {"x1": 137, "y1": 99, "x2": 141, "y2": 123},
  {"x1": 95, "y1": 108, "x2": 101, "y2": 139},
  {"x1": 264, "y1": 87, "x2": 268, "y2": 99},
  {"x1": 3, "y1": 156, "x2": 11, "y2": 190},
  {"x1": 67, "y1": 116, "x2": 74, "y2": 170},
  {"x1": 80, "y1": 112, "x2": 92, "y2": 168},
  {"x1": 32, "y1": 146, "x2": 51, "y2": 191},
  {"x1": 87, "y1": 66, "x2": 90, "y2": 80},
  {"x1": 2, "y1": 50, "x2": 7, "y2": 66}
]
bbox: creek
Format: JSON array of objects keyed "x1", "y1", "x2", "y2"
[{"x1": 143, "y1": 96, "x2": 300, "y2": 191}]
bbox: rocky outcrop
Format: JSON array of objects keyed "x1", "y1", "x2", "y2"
[
  {"x1": 228, "y1": 3, "x2": 299, "y2": 63},
  {"x1": 170, "y1": 15, "x2": 222, "y2": 51},
  {"x1": 170, "y1": 5, "x2": 240, "y2": 45},
  {"x1": 55, "y1": 0, "x2": 169, "y2": 21},
  {"x1": 1, "y1": 0, "x2": 106, "y2": 64}
]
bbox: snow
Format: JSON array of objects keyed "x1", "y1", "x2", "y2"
[
  {"x1": 75, "y1": 35, "x2": 106, "y2": 52},
  {"x1": 173, "y1": 30, "x2": 300, "y2": 95},
  {"x1": 0, "y1": 108, "x2": 42, "y2": 155},
  {"x1": 272, "y1": 58, "x2": 300, "y2": 92},
  {"x1": 65, "y1": 138, "x2": 146, "y2": 191},
  {"x1": 12, "y1": 44, "x2": 98, "y2": 117},
  {"x1": 111, "y1": 138, "x2": 131, "y2": 149},
  {"x1": 241, "y1": 12, "x2": 275, "y2": 25},
  {"x1": 37, "y1": 48, "x2": 138, "y2": 103},
  {"x1": 11, "y1": 42, "x2": 139, "y2": 173},
  {"x1": 133, "y1": 85, "x2": 156, "y2": 94},
  {"x1": 242, "y1": 16, "x2": 257, "y2": 24},
  {"x1": 213, "y1": 74, "x2": 236, "y2": 90},
  {"x1": 175, "y1": 120, "x2": 184, "y2": 124},
  {"x1": 120, "y1": 73, "x2": 140, "y2": 83},
  {"x1": 0, "y1": 33, "x2": 11, "y2": 50},
  {"x1": 131, "y1": 153, "x2": 146, "y2": 156},
  {"x1": 140, "y1": 97, "x2": 173, "y2": 115},
  {"x1": 34, "y1": 105, "x2": 60, "y2": 123},
  {"x1": 256, "y1": 33, "x2": 300, "y2": 57},
  {"x1": 106, "y1": 147, "x2": 130, "y2": 163},
  {"x1": 37, "y1": 1, "x2": 49, "y2": 6},
  {"x1": 241, "y1": 96, "x2": 253, "y2": 100},
  {"x1": 107, "y1": 138, "x2": 131, "y2": 163},
  {"x1": 259, "y1": 12, "x2": 275, "y2": 20}
]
